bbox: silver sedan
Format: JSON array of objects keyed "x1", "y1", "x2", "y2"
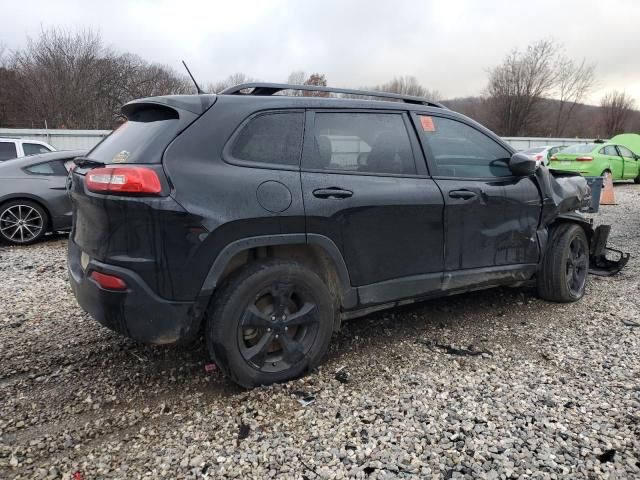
[{"x1": 0, "y1": 150, "x2": 85, "y2": 245}]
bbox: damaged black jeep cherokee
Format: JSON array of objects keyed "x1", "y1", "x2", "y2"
[{"x1": 67, "y1": 83, "x2": 627, "y2": 387}]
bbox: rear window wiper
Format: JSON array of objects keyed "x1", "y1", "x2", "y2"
[{"x1": 73, "y1": 157, "x2": 105, "y2": 169}]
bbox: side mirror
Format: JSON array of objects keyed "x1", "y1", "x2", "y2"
[{"x1": 509, "y1": 152, "x2": 537, "y2": 176}]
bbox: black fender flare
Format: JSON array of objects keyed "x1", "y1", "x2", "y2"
[{"x1": 198, "y1": 233, "x2": 357, "y2": 309}]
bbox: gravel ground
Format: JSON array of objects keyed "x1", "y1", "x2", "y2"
[{"x1": 1, "y1": 184, "x2": 639, "y2": 480}]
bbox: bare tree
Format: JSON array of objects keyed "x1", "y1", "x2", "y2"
[
  {"x1": 284, "y1": 70, "x2": 306, "y2": 96},
  {"x1": 286, "y1": 70, "x2": 306, "y2": 85},
  {"x1": 5, "y1": 27, "x2": 190, "y2": 129},
  {"x1": 303, "y1": 73, "x2": 329, "y2": 97},
  {"x1": 207, "y1": 73, "x2": 258, "y2": 93},
  {"x1": 600, "y1": 91, "x2": 636, "y2": 137},
  {"x1": 486, "y1": 40, "x2": 558, "y2": 136},
  {"x1": 553, "y1": 57, "x2": 595, "y2": 136},
  {"x1": 374, "y1": 75, "x2": 441, "y2": 101}
]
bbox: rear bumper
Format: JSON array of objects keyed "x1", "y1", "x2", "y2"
[{"x1": 67, "y1": 240, "x2": 202, "y2": 344}]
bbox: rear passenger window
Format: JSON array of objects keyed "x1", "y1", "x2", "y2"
[
  {"x1": 0, "y1": 142, "x2": 17, "y2": 161},
  {"x1": 229, "y1": 112, "x2": 303, "y2": 167},
  {"x1": 24, "y1": 160, "x2": 68, "y2": 176},
  {"x1": 418, "y1": 116, "x2": 512, "y2": 178},
  {"x1": 305, "y1": 113, "x2": 416, "y2": 175}
]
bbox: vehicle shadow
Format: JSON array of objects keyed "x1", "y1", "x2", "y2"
[{"x1": 85, "y1": 283, "x2": 543, "y2": 399}]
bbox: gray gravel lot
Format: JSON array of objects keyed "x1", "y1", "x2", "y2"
[{"x1": 1, "y1": 184, "x2": 639, "y2": 479}]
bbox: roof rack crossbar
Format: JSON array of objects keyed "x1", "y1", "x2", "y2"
[{"x1": 219, "y1": 82, "x2": 444, "y2": 108}]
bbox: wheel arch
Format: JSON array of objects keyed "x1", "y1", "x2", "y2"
[
  {"x1": 198, "y1": 234, "x2": 357, "y2": 330},
  {"x1": 549, "y1": 213, "x2": 593, "y2": 239},
  {"x1": 539, "y1": 213, "x2": 594, "y2": 263}
]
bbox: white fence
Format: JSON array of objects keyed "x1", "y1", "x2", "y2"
[
  {"x1": 501, "y1": 137, "x2": 595, "y2": 150},
  {"x1": 0, "y1": 128, "x2": 110, "y2": 151},
  {"x1": 0, "y1": 128, "x2": 596, "y2": 153}
]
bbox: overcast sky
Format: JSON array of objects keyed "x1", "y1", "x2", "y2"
[{"x1": 2, "y1": 0, "x2": 640, "y2": 104}]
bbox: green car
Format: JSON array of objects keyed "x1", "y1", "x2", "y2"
[{"x1": 549, "y1": 140, "x2": 640, "y2": 183}]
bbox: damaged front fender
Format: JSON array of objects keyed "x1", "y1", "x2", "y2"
[{"x1": 535, "y1": 167, "x2": 629, "y2": 276}]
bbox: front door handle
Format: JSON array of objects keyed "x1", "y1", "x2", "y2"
[
  {"x1": 312, "y1": 188, "x2": 353, "y2": 199},
  {"x1": 449, "y1": 189, "x2": 478, "y2": 200}
]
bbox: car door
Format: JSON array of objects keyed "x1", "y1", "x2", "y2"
[
  {"x1": 616, "y1": 145, "x2": 639, "y2": 179},
  {"x1": 600, "y1": 145, "x2": 623, "y2": 178},
  {"x1": 412, "y1": 113, "x2": 540, "y2": 287},
  {"x1": 300, "y1": 110, "x2": 444, "y2": 304}
]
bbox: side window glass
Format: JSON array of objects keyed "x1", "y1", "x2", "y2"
[
  {"x1": 22, "y1": 143, "x2": 52, "y2": 156},
  {"x1": 0, "y1": 142, "x2": 17, "y2": 161},
  {"x1": 24, "y1": 161, "x2": 67, "y2": 175},
  {"x1": 418, "y1": 116, "x2": 512, "y2": 178},
  {"x1": 25, "y1": 162, "x2": 55, "y2": 175},
  {"x1": 229, "y1": 112, "x2": 303, "y2": 167},
  {"x1": 617, "y1": 146, "x2": 634, "y2": 158},
  {"x1": 602, "y1": 146, "x2": 618, "y2": 156},
  {"x1": 305, "y1": 113, "x2": 416, "y2": 175}
]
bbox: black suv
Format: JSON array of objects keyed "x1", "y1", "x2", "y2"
[{"x1": 68, "y1": 83, "x2": 625, "y2": 387}]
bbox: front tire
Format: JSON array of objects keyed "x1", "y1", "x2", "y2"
[
  {"x1": 537, "y1": 223, "x2": 589, "y2": 303},
  {"x1": 0, "y1": 200, "x2": 48, "y2": 245},
  {"x1": 206, "y1": 259, "x2": 336, "y2": 388}
]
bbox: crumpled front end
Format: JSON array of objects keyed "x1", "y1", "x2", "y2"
[{"x1": 535, "y1": 168, "x2": 629, "y2": 276}]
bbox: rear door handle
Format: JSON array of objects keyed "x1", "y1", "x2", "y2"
[
  {"x1": 449, "y1": 189, "x2": 478, "y2": 200},
  {"x1": 312, "y1": 188, "x2": 353, "y2": 199}
]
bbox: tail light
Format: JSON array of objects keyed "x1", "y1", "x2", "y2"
[
  {"x1": 576, "y1": 156, "x2": 593, "y2": 162},
  {"x1": 550, "y1": 155, "x2": 557, "y2": 161},
  {"x1": 85, "y1": 167, "x2": 162, "y2": 195},
  {"x1": 90, "y1": 271, "x2": 127, "y2": 291},
  {"x1": 535, "y1": 154, "x2": 543, "y2": 161}
]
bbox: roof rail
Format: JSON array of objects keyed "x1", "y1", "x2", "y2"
[{"x1": 219, "y1": 82, "x2": 445, "y2": 108}]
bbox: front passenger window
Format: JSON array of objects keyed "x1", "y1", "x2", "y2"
[
  {"x1": 617, "y1": 146, "x2": 634, "y2": 159},
  {"x1": 418, "y1": 116, "x2": 512, "y2": 178}
]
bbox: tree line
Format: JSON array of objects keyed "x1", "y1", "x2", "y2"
[{"x1": 0, "y1": 30, "x2": 637, "y2": 137}]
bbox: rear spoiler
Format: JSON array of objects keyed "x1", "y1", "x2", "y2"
[{"x1": 122, "y1": 94, "x2": 217, "y2": 117}]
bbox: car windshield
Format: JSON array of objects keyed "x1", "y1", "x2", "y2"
[
  {"x1": 523, "y1": 147, "x2": 545, "y2": 154},
  {"x1": 562, "y1": 144, "x2": 596, "y2": 154}
]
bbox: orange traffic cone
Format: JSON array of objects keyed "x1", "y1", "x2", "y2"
[{"x1": 600, "y1": 173, "x2": 616, "y2": 205}]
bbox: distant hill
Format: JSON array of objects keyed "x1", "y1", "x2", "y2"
[{"x1": 441, "y1": 96, "x2": 640, "y2": 138}]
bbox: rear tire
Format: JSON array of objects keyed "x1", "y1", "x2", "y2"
[
  {"x1": 537, "y1": 223, "x2": 589, "y2": 303},
  {"x1": 634, "y1": 175, "x2": 639, "y2": 184},
  {"x1": 0, "y1": 200, "x2": 48, "y2": 245},
  {"x1": 206, "y1": 259, "x2": 335, "y2": 388}
]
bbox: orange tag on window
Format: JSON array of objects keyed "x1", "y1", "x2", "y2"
[{"x1": 420, "y1": 116, "x2": 435, "y2": 132}]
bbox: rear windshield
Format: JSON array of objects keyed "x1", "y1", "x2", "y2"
[
  {"x1": 87, "y1": 107, "x2": 180, "y2": 164},
  {"x1": 562, "y1": 144, "x2": 596, "y2": 154},
  {"x1": 523, "y1": 147, "x2": 545, "y2": 154}
]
